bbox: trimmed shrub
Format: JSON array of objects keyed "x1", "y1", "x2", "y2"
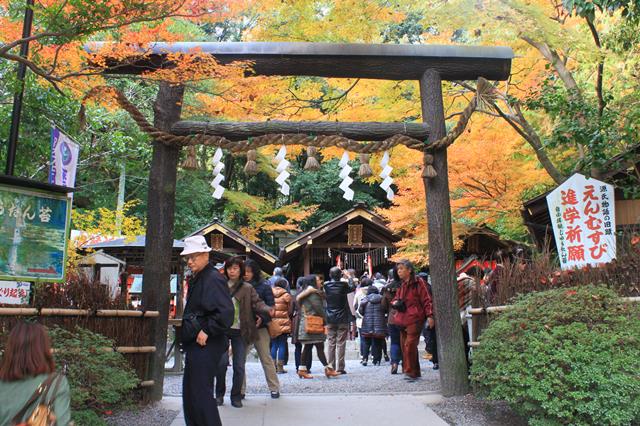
[
  {"x1": 471, "y1": 285, "x2": 640, "y2": 426},
  {"x1": 49, "y1": 326, "x2": 138, "y2": 425}
]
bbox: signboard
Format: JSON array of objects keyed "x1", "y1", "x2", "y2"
[
  {"x1": 49, "y1": 126, "x2": 80, "y2": 188},
  {"x1": 0, "y1": 281, "x2": 31, "y2": 304},
  {"x1": 0, "y1": 183, "x2": 71, "y2": 281},
  {"x1": 547, "y1": 173, "x2": 616, "y2": 270},
  {"x1": 129, "y1": 274, "x2": 178, "y2": 294}
]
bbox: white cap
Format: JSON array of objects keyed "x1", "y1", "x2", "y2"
[{"x1": 181, "y1": 235, "x2": 212, "y2": 256}]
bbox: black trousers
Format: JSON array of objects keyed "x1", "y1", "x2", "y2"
[
  {"x1": 362, "y1": 336, "x2": 385, "y2": 363},
  {"x1": 294, "y1": 342, "x2": 312, "y2": 371},
  {"x1": 426, "y1": 326, "x2": 438, "y2": 364},
  {"x1": 183, "y1": 335, "x2": 228, "y2": 426},
  {"x1": 215, "y1": 330, "x2": 246, "y2": 401},
  {"x1": 301, "y1": 342, "x2": 328, "y2": 367}
]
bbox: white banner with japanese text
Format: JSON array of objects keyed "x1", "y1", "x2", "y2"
[
  {"x1": 0, "y1": 281, "x2": 31, "y2": 304},
  {"x1": 547, "y1": 173, "x2": 616, "y2": 270}
]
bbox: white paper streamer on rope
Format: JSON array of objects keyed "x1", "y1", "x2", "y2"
[
  {"x1": 339, "y1": 152, "x2": 354, "y2": 200},
  {"x1": 273, "y1": 145, "x2": 290, "y2": 195},
  {"x1": 211, "y1": 148, "x2": 226, "y2": 199},
  {"x1": 379, "y1": 151, "x2": 394, "y2": 201}
]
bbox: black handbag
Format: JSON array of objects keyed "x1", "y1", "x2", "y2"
[{"x1": 181, "y1": 311, "x2": 203, "y2": 346}]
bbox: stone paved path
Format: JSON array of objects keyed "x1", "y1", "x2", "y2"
[{"x1": 166, "y1": 393, "x2": 448, "y2": 426}]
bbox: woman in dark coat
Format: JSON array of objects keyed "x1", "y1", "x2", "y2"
[
  {"x1": 296, "y1": 275, "x2": 340, "y2": 379},
  {"x1": 381, "y1": 267, "x2": 403, "y2": 374},
  {"x1": 358, "y1": 285, "x2": 388, "y2": 366},
  {"x1": 291, "y1": 277, "x2": 312, "y2": 373}
]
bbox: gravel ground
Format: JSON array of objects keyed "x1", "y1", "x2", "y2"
[
  {"x1": 104, "y1": 403, "x2": 180, "y2": 426},
  {"x1": 113, "y1": 339, "x2": 525, "y2": 425},
  {"x1": 164, "y1": 357, "x2": 440, "y2": 396},
  {"x1": 428, "y1": 394, "x2": 527, "y2": 426}
]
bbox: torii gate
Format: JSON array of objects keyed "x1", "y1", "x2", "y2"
[{"x1": 89, "y1": 41, "x2": 513, "y2": 399}]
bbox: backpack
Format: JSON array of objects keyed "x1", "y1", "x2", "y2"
[{"x1": 12, "y1": 373, "x2": 64, "y2": 426}]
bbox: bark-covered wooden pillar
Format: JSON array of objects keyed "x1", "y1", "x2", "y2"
[
  {"x1": 142, "y1": 82, "x2": 184, "y2": 401},
  {"x1": 419, "y1": 69, "x2": 469, "y2": 396}
]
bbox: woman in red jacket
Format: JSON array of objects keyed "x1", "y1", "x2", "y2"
[{"x1": 392, "y1": 259, "x2": 434, "y2": 381}]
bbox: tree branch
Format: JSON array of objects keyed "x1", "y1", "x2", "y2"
[{"x1": 586, "y1": 19, "x2": 605, "y2": 117}]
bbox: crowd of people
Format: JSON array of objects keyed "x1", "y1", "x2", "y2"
[
  {"x1": 0, "y1": 234, "x2": 482, "y2": 426},
  {"x1": 178, "y1": 235, "x2": 439, "y2": 426}
]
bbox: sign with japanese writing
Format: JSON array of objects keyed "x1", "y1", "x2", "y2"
[
  {"x1": 0, "y1": 183, "x2": 71, "y2": 281},
  {"x1": 0, "y1": 281, "x2": 31, "y2": 304},
  {"x1": 49, "y1": 126, "x2": 80, "y2": 188},
  {"x1": 547, "y1": 173, "x2": 616, "y2": 270}
]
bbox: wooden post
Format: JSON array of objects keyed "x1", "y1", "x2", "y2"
[
  {"x1": 303, "y1": 246, "x2": 311, "y2": 275},
  {"x1": 142, "y1": 82, "x2": 184, "y2": 401},
  {"x1": 419, "y1": 69, "x2": 470, "y2": 396}
]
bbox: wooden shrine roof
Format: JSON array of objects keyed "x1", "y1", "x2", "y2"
[
  {"x1": 280, "y1": 204, "x2": 399, "y2": 262},
  {"x1": 187, "y1": 220, "x2": 278, "y2": 269},
  {"x1": 86, "y1": 41, "x2": 513, "y2": 81}
]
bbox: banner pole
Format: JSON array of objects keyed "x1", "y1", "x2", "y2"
[{"x1": 5, "y1": 0, "x2": 35, "y2": 176}]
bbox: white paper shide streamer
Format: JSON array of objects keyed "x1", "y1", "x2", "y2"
[
  {"x1": 210, "y1": 148, "x2": 226, "y2": 199},
  {"x1": 274, "y1": 145, "x2": 290, "y2": 195},
  {"x1": 339, "y1": 152, "x2": 354, "y2": 201},
  {"x1": 379, "y1": 151, "x2": 394, "y2": 201}
]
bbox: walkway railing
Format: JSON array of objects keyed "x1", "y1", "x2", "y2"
[{"x1": 466, "y1": 296, "x2": 640, "y2": 348}]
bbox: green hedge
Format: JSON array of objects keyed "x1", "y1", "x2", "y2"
[
  {"x1": 49, "y1": 326, "x2": 138, "y2": 425},
  {"x1": 471, "y1": 285, "x2": 640, "y2": 426}
]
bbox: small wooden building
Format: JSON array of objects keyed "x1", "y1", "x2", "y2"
[
  {"x1": 187, "y1": 219, "x2": 278, "y2": 274},
  {"x1": 455, "y1": 224, "x2": 521, "y2": 259},
  {"x1": 84, "y1": 236, "x2": 185, "y2": 276},
  {"x1": 279, "y1": 204, "x2": 400, "y2": 279}
]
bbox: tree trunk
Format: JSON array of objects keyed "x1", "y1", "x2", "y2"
[
  {"x1": 419, "y1": 69, "x2": 470, "y2": 396},
  {"x1": 142, "y1": 82, "x2": 184, "y2": 401}
]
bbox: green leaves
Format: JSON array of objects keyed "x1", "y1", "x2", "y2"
[
  {"x1": 48, "y1": 326, "x2": 139, "y2": 424},
  {"x1": 563, "y1": 0, "x2": 640, "y2": 23},
  {"x1": 471, "y1": 285, "x2": 640, "y2": 425}
]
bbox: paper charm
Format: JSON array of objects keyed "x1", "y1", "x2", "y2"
[
  {"x1": 339, "y1": 152, "x2": 354, "y2": 201},
  {"x1": 211, "y1": 148, "x2": 226, "y2": 199},
  {"x1": 379, "y1": 151, "x2": 394, "y2": 201},
  {"x1": 273, "y1": 145, "x2": 290, "y2": 196}
]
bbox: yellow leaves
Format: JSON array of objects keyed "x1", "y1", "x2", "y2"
[
  {"x1": 68, "y1": 200, "x2": 145, "y2": 270},
  {"x1": 71, "y1": 200, "x2": 145, "y2": 245}
]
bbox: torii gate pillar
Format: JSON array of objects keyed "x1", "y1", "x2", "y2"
[{"x1": 420, "y1": 69, "x2": 469, "y2": 396}]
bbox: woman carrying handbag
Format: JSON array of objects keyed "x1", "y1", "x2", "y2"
[
  {"x1": 295, "y1": 275, "x2": 340, "y2": 379},
  {"x1": 0, "y1": 322, "x2": 71, "y2": 426}
]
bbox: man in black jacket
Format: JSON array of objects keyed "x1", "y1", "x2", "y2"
[
  {"x1": 181, "y1": 236, "x2": 234, "y2": 426},
  {"x1": 324, "y1": 267, "x2": 356, "y2": 374}
]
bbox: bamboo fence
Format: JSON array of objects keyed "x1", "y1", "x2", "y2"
[
  {"x1": 0, "y1": 308, "x2": 159, "y2": 389},
  {"x1": 468, "y1": 296, "x2": 640, "y2": 347}
]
